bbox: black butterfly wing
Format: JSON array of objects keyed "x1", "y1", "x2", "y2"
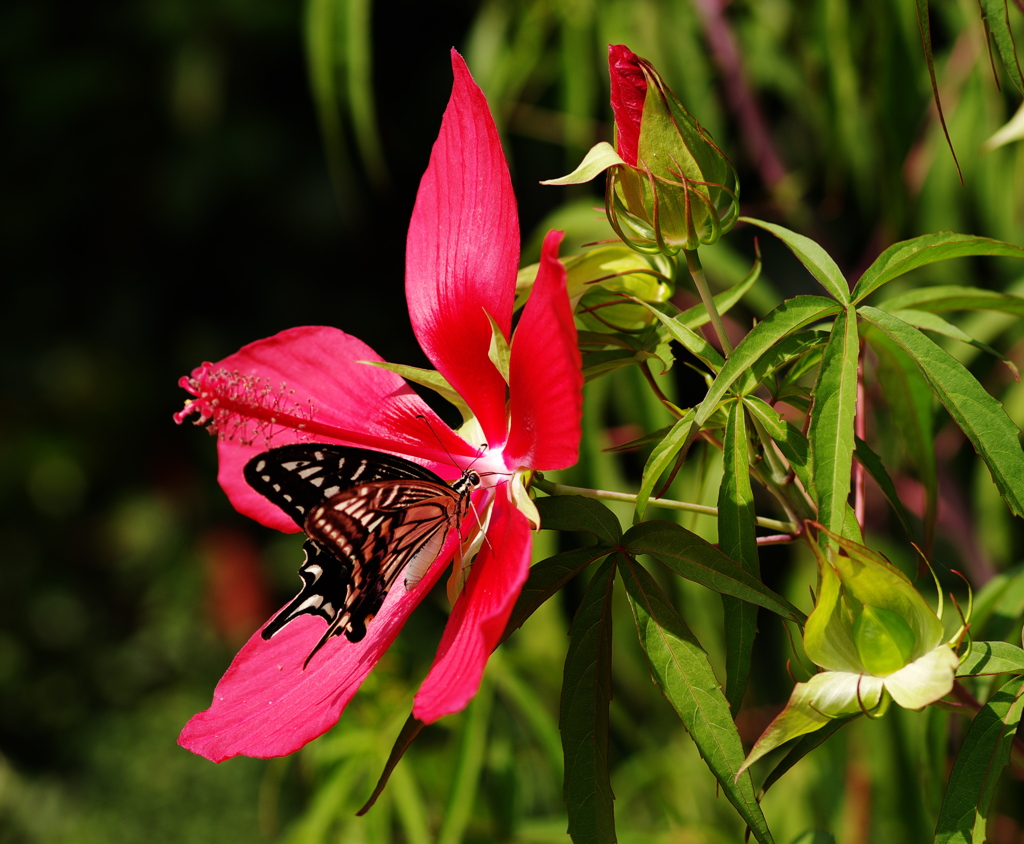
[
  {"x1": 245, "y1": 444, "x2": 469, "y2": 663},
  {"x1": 243, "y1": 443, "x2": 448, "y2": 530}
]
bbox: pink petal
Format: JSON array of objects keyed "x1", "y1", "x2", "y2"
[
  {"x1": 412, "y1": 493, "x2": 532, "y2": 722},
  {"x1": 504, "y1": 231, "x2": 583, "y2": 471},
  {"x1": 180, "y1": 525, "x2": 466, "y2": 762},
  {"x1": 405, "y1": 49, "x2": 518, "y2": 448},
  {"x1": 608, "y1": 44, "x2": 647, "y2": 167},
  {"x1": 176, "y1": 326, "x2": 474, "y2": 532}
]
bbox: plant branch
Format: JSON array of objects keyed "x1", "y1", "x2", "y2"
[
  {"x1": 683, "y1": 248, "x2": 733, "y2": 354},
  {"x1": 532, "y1": 475, "x2": 795, "y2": 532}
]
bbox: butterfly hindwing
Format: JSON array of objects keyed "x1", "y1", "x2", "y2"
[{"x1": 244, "y1": 443, "x2": 478, "y2": 665}]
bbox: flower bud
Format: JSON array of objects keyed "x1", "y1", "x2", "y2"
[
  {"x1": 852, "y1": 605, "x2": 917, "y2": 676},
  {"x1": 543, "y1": 45, "x2": 739, "y2": 254},
  {"x1": 517, "y1": 245, "x2": 672, "y2": 332}
]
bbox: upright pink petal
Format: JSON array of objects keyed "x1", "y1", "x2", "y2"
[
  {"x1": 176, "y1": 326, "x2": 475, "y2": 532},
  {"x1": 412, "y1": 493, "x2": 532, "y2": 722},
  {"x1": 406, "y1": 50, "x2": 518, "y2": 448},
  {"x1": 609, "y1": 44, "x2": 647, "y2": 167},
  {"x1": 180, "y1": 525, "x2": 466, "y2": 761},
  {"x1": 504, "y1": 231, "x2": 583, "y2": 471}
]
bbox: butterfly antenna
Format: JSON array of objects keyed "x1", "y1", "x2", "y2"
[{"x1": 415, "y1": 413, "x2": 490, "y2": 474}]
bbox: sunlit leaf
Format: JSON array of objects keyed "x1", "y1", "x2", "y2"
[
  {"x1": 852, "y1": 233, "x2": 1024, "y2": 303},
  {"x1": 739, "y1": 218, "x2": 849, "y2": 303},
  {"x1": 808, "y1": 306, "x2": 859, "y2": 540},
  {"x1": 718, "y1": 401, "x2": 760, "y2": 714}
]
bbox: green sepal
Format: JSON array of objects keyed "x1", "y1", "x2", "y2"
[{"x1": 540, "y1": 141, "x2": 624, "y2": 185}]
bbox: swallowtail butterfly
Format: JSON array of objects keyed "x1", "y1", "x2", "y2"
[{"x1": 244, "y1": 443, "x2": 480, "y2": 665}]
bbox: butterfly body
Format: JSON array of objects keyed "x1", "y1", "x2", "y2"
[{"x1": 243, "y1": 443, "x2": 480, "y2": 664}]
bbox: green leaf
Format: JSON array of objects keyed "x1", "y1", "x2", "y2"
[
  {"x1": 914, "y1": 0, "x2": 962, "y2": 181},
  {"x1": 890, "y1": 309, "x2": 1019, "y2": 378},
  {"x1": 933, "y1": 676, "x2": 1024, "y2": 843},
  {"x1": 635, "y1": 411, "x2": 697, "y2": 522},
  {"x1": 743, "y1": 397, "x2": 816, "y2": 499},
  {"x1": 358, "y1": 715, "x2": 427, "y2": 815},
  {"x1": 536, "y1": 495, "x2": 622, "y2": 544},
  {"x1": 695, "y1": 296, "x2": 841, "y2": 429},
  {"x1": 619, "y1": 556, "x2": 774, "y2": 844},
  {"x1": 980, "y1": 0, "x2": 1024, "y2": 94},
  {"x1": 808, "y1": 306, "x2": 860, "y2": 540},
  {"x1": 860, "y1": 307, "x2": 1024, "y2": 518},
  {"x1": 485, "y1": 311, "x2": 512, "y2": 383},
  {"x1": 972, "y1": 565, "x2": 1024, "y2": 642},
  {"x1": 637, "y1": 302, "x2": 725, "y2": 373},
  {"x1": 362, "y1": 361, "x2": 473, "y2": 423},
  {"x1": 879, "y1": 285, "x2": 1024, "y2": 316},
  {"x1": 500, "y1": 545, "x2": 613, "y2": 647},
  {"x1": 853, "y1": 436, "x2": 915, "y2": 540},
  {"x1": 718, "y1": 402, "x2": 760, "y2": 714},
  {"x1": 582, "y1": 349, "x2": 659, "y2": 381},
  {"x1": 622, "y1": 521, "x2": 805, "y2": 624},
  {"x1": 760, "y1": 716, "x2": 857, "y2": 795},
  {"x1": 852, "y1": 233, "x2": 1024, "y2": 302},
  {"x1": 739, "y1": 218, "x2": 849, "y2": 303},
  {"x1": 560, "y1": 557, "x2": 617, "y2": 844},
  {"x1": 957, "y1": 642, "x2": 1024, "y2": 677},
  {"x1": 541, "y1": 141, "x2": 625, "y2": 185},
  {"x1": 733, "y1": 328, "x2": 831, "y2": 396}
]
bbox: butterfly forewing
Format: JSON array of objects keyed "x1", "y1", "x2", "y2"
[
  {"x1": 243, "y1": 444, "x2": 478, "y2": 666},
  {"x1": 244, "y1": 443, "x2": 450, "y2": 529}
]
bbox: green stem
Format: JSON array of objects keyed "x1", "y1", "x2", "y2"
[
  {"x1": 532, "y1": 475, "x2": 795, "y2": 533},
  {"x1": 683, "y1": 247, "x2": 733, "y2": 355}
]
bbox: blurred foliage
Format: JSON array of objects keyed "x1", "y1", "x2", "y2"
[{"x1": 3, "y1": 0, "x2": 1024, "y2": 841}]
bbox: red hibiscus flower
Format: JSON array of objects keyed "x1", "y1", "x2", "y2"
[{"x1": 174, "y1": 50, "x2": 583, "y2": 762}]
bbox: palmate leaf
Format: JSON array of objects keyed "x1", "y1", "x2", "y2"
[
  {"x1": 808, "y1": 306, "x2": 859, "y2": 541},
  {"x1": 634, "y1": 295, "x2": 838, "y2": 522},
  {"x1": 933, "y1": 676, "x2": 1024, "y2": 843},
  {"x1": 623, "y1": 521, "x2": 805, "y2": 624},
  {"x1": 851, "y1": 233, "x2": 1024, "y2": 303},
  {"x1": 618, "y1": 556, "x2": 774, "y2": 844},
  {"x1": 695, "y1": 296, "x2": 841, "y2": 429},
  {"x1": 560, "y1": 557, "x2": 617, "y2": 844},
  {"x1": 860, "y1": 307, "x2": 1024, "y2": 518},
  {"x1": 718, "y1": 401, "x2": 760, "y2": 714}
]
